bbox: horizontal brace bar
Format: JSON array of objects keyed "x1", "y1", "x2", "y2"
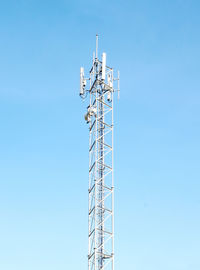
[
  {"x1": 96, "y1": 183, "x2": 112, "y2": 192},
  {"x1": 96, "y1": 98, "x2": 112, "y2": 109},
  {"x1": 97, "y1": 119, "x2": 113, "y2": 129},
  {"x1": 96, "y1": 228, "x2": 112, "y2": 236},
  {"x1": 97, "y1": 161, "x2": 112, "y2": 170},
  {"x1": 96, "y1": 205, "x2": 112, "y2": 214}
]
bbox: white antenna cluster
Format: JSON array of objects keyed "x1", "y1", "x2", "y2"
[
  {"x1": 79, "y1": 35, "x2": 120, "y2": 270},
  {"x1": 80, "y1": 35, "x2": 119, "y2": 105}
]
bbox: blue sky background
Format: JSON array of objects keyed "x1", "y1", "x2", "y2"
[{"x1": 0, "y1": 0, "x2": 199, "y2": 269}]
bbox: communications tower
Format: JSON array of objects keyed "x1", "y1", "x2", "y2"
[{"x1": 79, "y1": 35, "x2": 119, "y2": 270}]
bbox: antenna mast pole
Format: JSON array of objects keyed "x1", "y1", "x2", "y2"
[{"x1": 79, "y1": 36, "x2": 120, "y2": 270}]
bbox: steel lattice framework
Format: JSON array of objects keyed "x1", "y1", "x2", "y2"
[{"x1": 80, "y1": 36, "x2": 119, "y2": 270}]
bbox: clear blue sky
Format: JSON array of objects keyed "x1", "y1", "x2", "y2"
[{"x1": 0, "y1": 0, "x2": 199, "y2": 269}]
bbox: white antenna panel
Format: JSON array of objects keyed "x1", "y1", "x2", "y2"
[
  {"x1": 102, "y1": 52, "x2": 106, "y2": 80},
  {"x1": 80, "y1": 67, "x2": 84, "y2": 95}
]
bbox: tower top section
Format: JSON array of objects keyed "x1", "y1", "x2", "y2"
[{"x1": 79, "y1": 35, "x2": 120, "y2": 103}]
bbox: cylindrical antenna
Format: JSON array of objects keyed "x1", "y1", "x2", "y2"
[
  {"x1": 96, "y1": 34, "x2": 98, "y2": 59},
  {"x1": 118, "y1": 70, "x2": 120, "y2": 99},
  {"x1": 102, "y1": 52, "x2": 106, "y2": 80},
  {"x1": 80, "y1": 67, "x2": 84, "y2": 95}
]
